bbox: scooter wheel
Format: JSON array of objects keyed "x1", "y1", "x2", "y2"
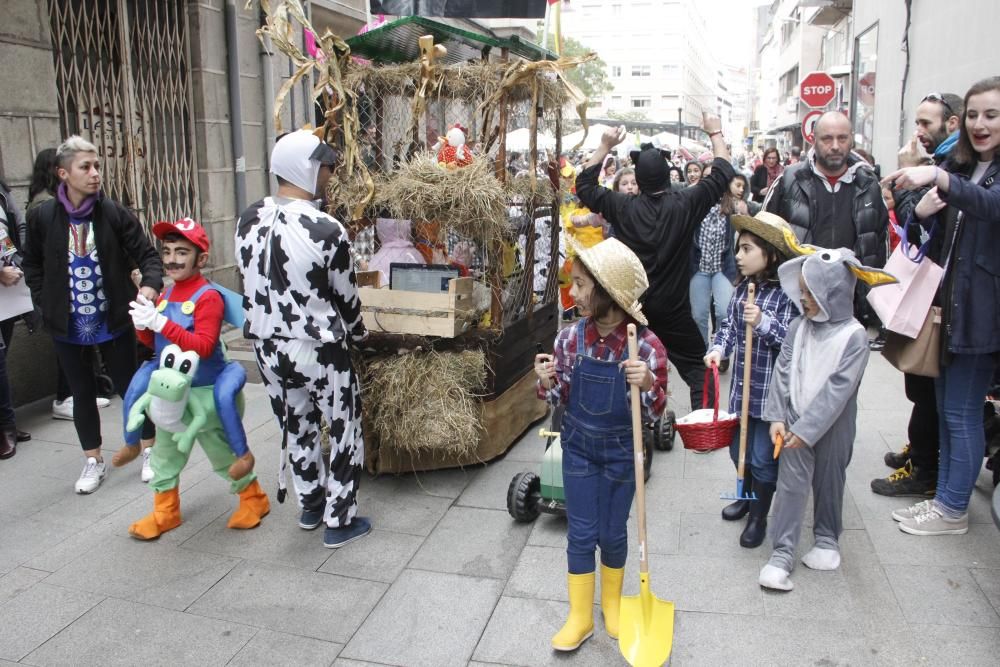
[{"x1": 507, "y1": 471, "x2": 541, "y2": 523}]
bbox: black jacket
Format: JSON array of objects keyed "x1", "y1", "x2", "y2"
[
  {"x1": 749, "y1": 164, "x2": 771, "y2": 203},
  {"x1": 0, "y1": 185, "x2": 26, "y2": 267},
  {"x1": 763, "y1": 157, "x2": 888, "y2": 269},
  {"x1": 575, "y1": 157, "x2": 736, "y2": 323},
  {"x1": 23, "y1": 196, "x2": 163, "y2": 338},
  {"x1": 930, "y1": 158, "x2": 1000, "y2": 356}
]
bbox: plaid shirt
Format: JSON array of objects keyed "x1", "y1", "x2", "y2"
[
  {"x1": 710, "y1": 278, "x2": 796, "y2": 418},
  {"x1": 696, "y1": 204, "x2": 728, "y2": 274},
  {"x1": 537, "y1": 318, "x2": 668, "y2": 422}
]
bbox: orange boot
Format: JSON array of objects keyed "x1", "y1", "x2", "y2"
[
  {"x1": 129, "y1": 487, "x2": 182, "y2": 540},
  {"x1": 227, "y1": 479, "x2": 270, "y2": 529}
]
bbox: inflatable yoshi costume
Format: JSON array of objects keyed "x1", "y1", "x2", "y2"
[{"x1": 115, "y1": 218, "x2": 268, "y2": 539}]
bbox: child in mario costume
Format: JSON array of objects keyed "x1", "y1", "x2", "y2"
[{"x1": 114, "y1": 218, "x2": 268, "y2": 539}]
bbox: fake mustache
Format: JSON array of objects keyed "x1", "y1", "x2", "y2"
[{"x1": 164, "y1": 263, "x2": 187, "y2": 271}]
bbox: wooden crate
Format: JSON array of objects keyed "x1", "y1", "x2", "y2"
[{"x1": 359, "y1": 277, "x2": 475, "y2": 338}]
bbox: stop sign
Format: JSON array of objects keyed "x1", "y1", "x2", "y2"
[{"x1": 800, "y1": 71, "x2": 836, "y2": 109}]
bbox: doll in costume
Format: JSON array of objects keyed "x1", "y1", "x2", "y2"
[
  {"x1": 759, "y1": 240, "x2": 895, "y2": 590},
  {"x1": 115, "y1": 218, "x2": 268, "y2": 539},
  {"x1": 557, "y1": 157, "x2": 606, "y2": 315}
]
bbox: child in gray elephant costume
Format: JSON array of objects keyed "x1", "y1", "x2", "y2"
[{"x1": 758, "y1": 244, "x2": 895, "y2": 591}]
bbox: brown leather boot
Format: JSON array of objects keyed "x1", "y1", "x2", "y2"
[
  {"x1": 129, "y1": 487, "x2": 182, "y2": 540},
  {"x1": 0, "y1": 429, "x2": 16, "y2": 460},
  {"x1": 227, "y1": 479, "x2": 270, "y2": 529}
]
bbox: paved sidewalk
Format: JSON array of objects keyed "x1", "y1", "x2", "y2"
[{"x1": 1, "y1": 354, "x2": 999, "y2": 666}]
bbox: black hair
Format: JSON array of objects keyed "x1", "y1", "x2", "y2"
[
  {"x1": 28, "y1": 148, "x2": 59, "y2": 203},
  {"x1": 160, "y1": 231, "x2": 202, "y2": 257},
  {"x1": 737, "y1": 230, "x2": 783, "y2": 283}
]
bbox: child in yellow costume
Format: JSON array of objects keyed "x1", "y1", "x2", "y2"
[{"x1": 558, "y1": 158, "x2": 606, "y2": 313}]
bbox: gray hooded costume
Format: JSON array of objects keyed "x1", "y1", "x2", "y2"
[{"x1": 762, "y1": 248, "x2": 872, "y2": 573}]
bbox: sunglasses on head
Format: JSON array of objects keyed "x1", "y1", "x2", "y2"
[{"x1": 922, "y1": 93, "x2": 956, "y2": 118}]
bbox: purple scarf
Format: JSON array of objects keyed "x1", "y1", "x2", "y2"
[{"x1": 57, "y1": 182, "x2": 98, "y2": 219}]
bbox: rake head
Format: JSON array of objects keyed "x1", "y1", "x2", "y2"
[{"x1": 720, "y1": 478, "x2": 758, "y2": 501}]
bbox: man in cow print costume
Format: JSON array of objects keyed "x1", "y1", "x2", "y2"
[{"x1": 235, "y1": 130, "x2": 371, "y2": 549}]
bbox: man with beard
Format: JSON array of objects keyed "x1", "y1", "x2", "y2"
[
  {"x1": 870, "y1": 93, "x2": 963, "y2": 499},
  {"x1": 763, "y1": 111, "x2": 888, "y2": 325}
]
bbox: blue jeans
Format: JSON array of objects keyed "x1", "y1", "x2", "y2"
[
  {"x1": 934, "y1": 353, "x2": 997, "y2": 513},
  {"x1": 562, "y1": 415, "x2": 636, "y2": 574},
  {"x1": 689, "y1": 271, "x2": 734, "y2": 345},
  {"x1": 728, "y1": 416, "x2": 778, "y2": 483}
]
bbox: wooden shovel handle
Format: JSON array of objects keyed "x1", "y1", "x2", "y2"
[
  {"x1": 627, "y1": 324, "x2": 648, "y2": 574},
  {"x1": 737, "y1": 283, "x2": 756, "y2": 480}
]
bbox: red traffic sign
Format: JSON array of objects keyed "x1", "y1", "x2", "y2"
[
  {"x1": 802, "y1": 110, "x2": 823, "y2": 144},
  {"x1": 800, "y1": 71, "x2": 836, "y2": 109}
]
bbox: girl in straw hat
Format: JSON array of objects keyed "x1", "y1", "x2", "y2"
[
  {"x1": 534, "y1": 237, "x2": 667, "y2": 652},
  {"x1": 704, "y1": 212, "x2": 797, "y2": 548}
]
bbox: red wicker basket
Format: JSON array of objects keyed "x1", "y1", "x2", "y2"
[{"x1": 675, "y1": 364, "x2": 739, "y2": 452}]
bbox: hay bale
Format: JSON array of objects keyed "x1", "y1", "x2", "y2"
[
  {"x1": 373, "y1": 154, "x2": 511, "y2": 244},
  {"x1": 362, "y1": 349, "x2": 488, "y2": 460}
]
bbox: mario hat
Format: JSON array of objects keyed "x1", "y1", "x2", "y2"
[{"x1": 152, "y1": 217, "x2": 210, "y2": 252}]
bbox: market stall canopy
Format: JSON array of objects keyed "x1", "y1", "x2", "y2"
[
  {"x1": 345, "y1": 15, "x2": 558, "y2": 64},
  {"x1": 506, "y1": 127, "x2": 556, "y2": 152}
]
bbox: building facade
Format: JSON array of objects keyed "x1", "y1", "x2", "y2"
[
  {"x1": 0, "y1": 0, "x2": 362, "y2": 404},
  {"x1": 560, "y1": 0, "x2": 719, "y2": 131}
]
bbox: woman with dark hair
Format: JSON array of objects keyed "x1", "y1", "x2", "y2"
[
  {"x1": 684, "y1": 160, "x2": 703, "y2": 186},
  {"x1": 883, "y1": 76, "x2": 1000, "y2": 536},
  {"x1": 689, "y1": 174, "x2": 750, "y2": 355},
  {"x1": 27, "y1": 148, "x2": 59, "y2": 212},
  {"x1": 750, "y1": 147, "x2": 782, "y2": 203}
]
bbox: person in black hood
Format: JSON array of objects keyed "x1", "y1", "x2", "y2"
[{"x1": 574, "y1": 116, "x2": 734, "y2": 409}]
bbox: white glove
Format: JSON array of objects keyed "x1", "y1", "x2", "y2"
[{"x1": 130, "y1": 298, "x2": 167, "y2": 333}]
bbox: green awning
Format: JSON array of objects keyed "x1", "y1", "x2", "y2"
[{"x1": 345, "y1": 16, "x2": 557, "y2": 64}]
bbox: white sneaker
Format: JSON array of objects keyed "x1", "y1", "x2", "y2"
[
  {"x1": 891, "y1": 499, "x2": 933, "y2": 523},
  {"x1": 53, "y1": 397, "x2": 111, "y2": 420},
  {"x1": 75, "y1": 457, "x2": 107, "y2": 494},
  {"x1": 52, "y1": 398, "x2": 74, "y2": 420},
  {"x1": 141, "y1": 448, "x2": 153, "y2": 483}
]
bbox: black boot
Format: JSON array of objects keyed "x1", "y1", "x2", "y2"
[
  {"x1": 740, "y1": 481, "x2": 775, "y2": 548},
  {"x1": 0, "y1": 429, "x2": 15, "y2": 460},
  {"x1": 722, "y1": 469, "x2": 753, "y2": 521}
]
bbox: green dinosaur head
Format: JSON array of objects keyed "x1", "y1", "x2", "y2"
[{"x1": 149, "y1": 344, "x2": 199, "y2": 402}]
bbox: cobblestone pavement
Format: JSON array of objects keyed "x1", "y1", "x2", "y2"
[{"x1": 1, "y1": 353, "x2": 998, "y2": 666}]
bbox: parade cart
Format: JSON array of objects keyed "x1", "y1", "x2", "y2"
[{"x1": 301, "y1": 15, "x2": 592, "y2": 473}]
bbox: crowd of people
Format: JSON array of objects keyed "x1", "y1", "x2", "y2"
[
  {"x1": 533, "y1": 77, "x2": 1000, "y2": 647},
  {"x1": 0, "y1": 69, "x2": 998, "y2": 654}
]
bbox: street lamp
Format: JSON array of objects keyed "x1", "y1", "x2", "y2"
[{"x1": 677, "y1": 107, "x2": 682, "y2": 147}]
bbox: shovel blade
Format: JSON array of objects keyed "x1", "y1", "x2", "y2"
[{"x1": 618, "y1": 576, "x2": 674, "y2": 667}]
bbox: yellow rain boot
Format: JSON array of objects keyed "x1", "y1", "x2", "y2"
[
  {"x1": 551, "y1": 572, "x2": 595, "y2": 651},
  {"x1": 129, "y1": 487, "x2": 182, "y2": 540},
  {"x1": 227, "y1": 479, "x2": 270, "y2": 529},
  {"x1": 600, "y1": 564, "x2": 625, "y2": 639}
]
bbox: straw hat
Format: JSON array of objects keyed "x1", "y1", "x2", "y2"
[
  {"x1": 730, "y1": 211, "x2": 798, "y2": 258},
  {"x1": 566, "y1": 237, "x2": 649, "y2": 325}
]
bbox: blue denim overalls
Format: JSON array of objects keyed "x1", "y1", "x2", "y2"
[
  {"x1": 154, "y1": 283, "x2": 227, "y2": 387},
  {"x1": 561, "y1": 320, "x2": 637, "y2": 574}
]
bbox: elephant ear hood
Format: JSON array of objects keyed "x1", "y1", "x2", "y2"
[{"x1": 777, "y1": 247, "x2": 859, "y2": 323}]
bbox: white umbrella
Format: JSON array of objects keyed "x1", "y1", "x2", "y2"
[
  {"x1": 505, "y1": 127, "x2": 556, "y2": 152},
  {"x1": 561, "y1": 123, "x2": 611, "y2": 151}
]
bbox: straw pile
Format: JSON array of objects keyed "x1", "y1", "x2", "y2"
[
  {"x1": 344, "y1": 61, "x2": 569, "y2": 109},
  {"x1": 373, "y1": 154, "x2": 511, "y2": 243},
  {"x1": 362, "y1": 349, "x2": 488, "y2": 459}
]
